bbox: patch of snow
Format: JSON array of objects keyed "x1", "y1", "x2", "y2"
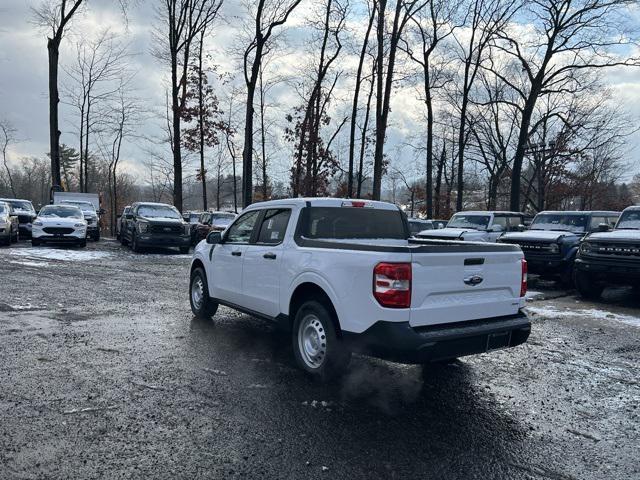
[
  {"x1": 8, "y1": 260, "x2": 50, "y2": 267},
  {"x1": 9, "y1": 303, "x2": 43, "y2": 310},
  {"x1": 525, "y1": 290, "x2": 544, "y2": 300},
  {"x1": 3, "y1": 247, "x2": 111, "y2": 262},
  {"x1": 526, "y1": 305, "x2": 640, "y2": 327}
]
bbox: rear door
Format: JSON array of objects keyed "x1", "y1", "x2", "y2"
[
  {"x1": 241, "y1": 208, "x2": 292, "y2": 316},
  {"x1": 409, "y1": 248, "x2": 523, "y2": 327},
  {"x1": 208, "y1": 210, "x2": 260, "y2": 305}
]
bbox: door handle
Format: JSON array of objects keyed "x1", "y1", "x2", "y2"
[
  {"x1": 231, "y1": 251, "x2": 242, "y2": 257},
  {"x1": 263, "y1": 252, "x2": 277, "y2": 260}
]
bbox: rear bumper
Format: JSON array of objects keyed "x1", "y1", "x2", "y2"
[{"x1": 343, "y1": 312, "x2": 531, "y2": 364}]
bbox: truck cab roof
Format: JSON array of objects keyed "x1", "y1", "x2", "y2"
[{"x1": 243, "y1": 198, "x2": 400, "y2": 211}]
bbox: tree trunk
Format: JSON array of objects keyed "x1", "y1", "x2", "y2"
[
  {"x1": 424, "y1": 72, "x2": 434, "y2": 218},
  {"x1": 48, "y1": 37, "x2": 62, "y2": 189},
  {"x1": 171, "y1": 51, "x2": 183, "y2": 211},
  {"x1": 259, "y1": 66, "x2": 268, "y2": 200},
  {"x1": 198, "y1": 32, "x2": 208, "y2": 211},
  {"x1": 434, "y1": 144, "x2": 445, "y2": 218},
  {"x1": 242, "y1": 42, "x2": 262, "y2": 208},
  {"x1": 372, "y1": 0, "x2": 387, "y2": 200},
  {"x1": 347, "y1": 5, "x2": 375, "y2": 198},
  {"x1": 83, "y1": 96, "x2": 91, "y2": 192}
]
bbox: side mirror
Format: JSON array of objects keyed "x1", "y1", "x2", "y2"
[
  {"x1": 518, "y1": 224, "x2": 527, "y2": 232},
  {"x1": 98, "y1": 208, "x2": 106, "y2": 215},
  {"x1": 125, "y1": 213, "x2": 134, "y2": 220},
  {"x1": 206, "y1": 231, "x2": 222, "y2": 245},
  {"x1": 597, "y1": 223, "x2": 610, "y2": 232}
]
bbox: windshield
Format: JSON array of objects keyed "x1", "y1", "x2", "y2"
[
  {"x1": 531, "y1": 213, "x2": 588, "y2": 233},
  {"x1": 447, "y1": 214, "x2": 490, "y2": 230},
  {"x1": 616, "y1": 210, "x2": 640, "y2": 230},
  {"x1": 61, "y1": 201, "x2": 96, "y2": 214},
  {"x1": 138, "y1": 205, "x2": 182, "y2": 220},
  {"x1": 302, "y1": 207, "x2": 407, "y2": 240},
  {"x1": 39, "y1": 205, "x2": 84, "y2": 219},
  {"x1": 409, "y1": 220, "x2": 432, "y2": 234},
  {"x1": 1, "y1": 199, "x2": 34, "y2": 213},
  {"x1": 211, "y1": 213, "x2": 235, "y2": 225}
]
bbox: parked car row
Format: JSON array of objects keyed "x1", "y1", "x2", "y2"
[{"x1": 409, "y1": 206, "x2": 639, "y2": 300}]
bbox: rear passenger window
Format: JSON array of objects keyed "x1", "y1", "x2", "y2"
[{"x1": 257, "y1": 209, "x2": 291, "y2": 245}]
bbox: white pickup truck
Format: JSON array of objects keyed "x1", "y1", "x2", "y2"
[{"x1": 189, "y1": 198, "x2": 530, "y2": 380}]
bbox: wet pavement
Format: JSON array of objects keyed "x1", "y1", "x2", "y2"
[{"x1": 1, "y1": 240, "x2": 638, "y2": 479}]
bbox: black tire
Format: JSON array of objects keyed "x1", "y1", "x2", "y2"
[
  {"x1": 131, "y1": 231, "x2": 142, "y2": 253},
  {"x1": 180, "y1": 246, "x2": 190, "y2": 254},
  {"x1": 574, "y1": 269, "x2": 603, "y2": 299},
  {"x1": 292, "y1": 300, "x2": 351, "y2": 382},
  {"x1": 121, "y1": 233, "x2": 129, "y2": 246},
  {"x1": 93, "y1": 230, "x2": 100, "y2": 241},
  {"x1": 189, "y1": 267, "x2": 218, "y2": 319},
  {"x1": 78, "y1": 239, "x2": 87, "y2": 248},
  {"x1": 559, "y1": 264, "x2": 575, "y2": 288},
  {"x1": 1, "y1": 235, "x2": 9, "y2": 246},
  {"x1": 31, "y1": 238, "x2": 41, "y2": 247},
  {"x1": 10, "y1": 227, "x2": 18, "y2": 243}
]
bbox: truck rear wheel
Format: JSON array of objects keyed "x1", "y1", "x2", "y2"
[
  {"x1": 292, "y1": 300, "x2": 351, "y2": 382},
  {"x1": 574, "y1": 269, "x2": 603, "y2": 299},
  {"x1": 131, "y1": 232, "x2": 142, "y2": 253},
  {"x1": 189, "y1": 267, "x2": 218, "y2": 319}
]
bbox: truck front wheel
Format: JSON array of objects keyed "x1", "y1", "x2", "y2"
[
  {"x1": 292, "y1": 300, "x2": 351, "y2": 382},
  {"x1": 574, "y1": 269, "x2": 603, "y2": 299},
  {"x1": 190, "y1": 267, "x2": 218, "y2": 319}
]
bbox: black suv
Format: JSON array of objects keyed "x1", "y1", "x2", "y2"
[
  {"x1": 498, "y1": 210, "x2": 620, "y2": 286},
  {"x1": 574, "y1": 206, "x2": 640, "y2": 298},
  {"x1": 121, "y1": 202, "x2": 191, "y2": 253},
  {"x1": 0, "y1": 198, "x2": 37, "y2": 239}
]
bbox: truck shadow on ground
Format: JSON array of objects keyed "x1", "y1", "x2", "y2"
[{"x1": 188, "y1": 312, "x2": 533, "y2": 478}]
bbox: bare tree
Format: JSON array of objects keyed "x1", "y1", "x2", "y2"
[
  {"x1": 241, "y1": 0, "x2": 303, "y2": 207},
  {"x1": 32, "y1": 0, "x2": 86, "y2": 190},
  {"x1": 290, "y1": 0, "x2": 348, "y2": 197},
  {"x1": 64, "y1": 29, "x2": 129, "y2": 192},
  {"x1": 347, "y1": 0, "x2": 376, "y2": 197},
  {"x1": 98, "y1": 80, "x2": 143, "y2": 234},
  {"x1": 401, "y1": 0, "x2": 457, "y2": 217},
  {"x1": 493, "y1": 0, "x2": 640, "y2": 211},
  {"x1": 0, "y1": 120, "x2": 18, "y2": 197},
  {"x1": 451, "y1": 0, "x2": 516, "y2": 211},
  {"x1": 154, "y1": 0, "x2": 224, "y2": 211},
  {"x1": 372, "y1": 0, "x2": 425, "y2": 200}
]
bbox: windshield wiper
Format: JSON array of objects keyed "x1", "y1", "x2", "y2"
[{"x1": 616, "y1": 227, "x2": 640, "y2": 230}]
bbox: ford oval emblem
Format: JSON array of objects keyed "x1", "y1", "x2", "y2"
[{"x1": 464, "y1": 275, "x2": 484, "y2": 286}]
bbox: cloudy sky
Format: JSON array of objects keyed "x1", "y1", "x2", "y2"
[{"x1": 1, "y1": 0, "x2": 639, "y2": 188}]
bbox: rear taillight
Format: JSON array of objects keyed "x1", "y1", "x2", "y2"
[
  {"x1": 520, "y1": 259, "x2": 528, "y2": 297},
  {"x1": 373, "y1": 262, "x2": 412, "y2": 308}
]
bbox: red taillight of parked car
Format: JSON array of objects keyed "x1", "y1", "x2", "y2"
[
  {"x1": 520, "y1": 259, "x2": 528, "y2": 297},
  {"x1": 373, "y1": 262, "x2": 412, "y2": 308}
]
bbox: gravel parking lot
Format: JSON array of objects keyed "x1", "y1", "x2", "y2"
[{"x1": 1, "y1": 240, "x2": 638, "y2": 479}]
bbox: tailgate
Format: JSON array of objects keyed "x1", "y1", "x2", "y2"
[{"x1": 410, "y1": 249, "x2": 523, "y2": 327}]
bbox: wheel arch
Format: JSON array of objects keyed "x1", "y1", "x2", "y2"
[{"x1": 288, "y1": 282, "x2": 342, "y2": 336}]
